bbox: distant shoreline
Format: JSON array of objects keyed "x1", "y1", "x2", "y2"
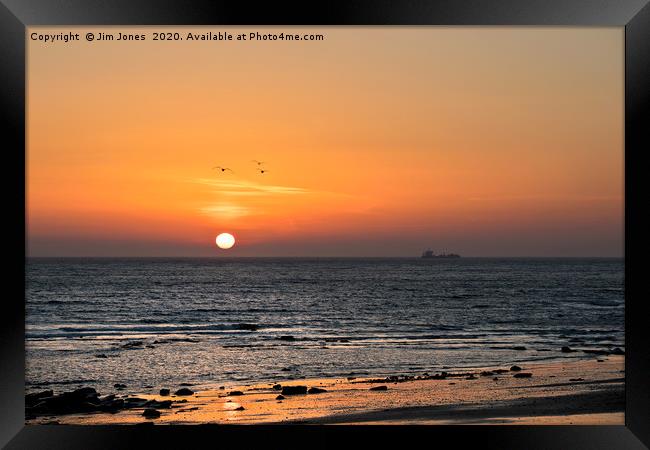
[{"x1": 26, "y1": 256, "x2": 625, "y2": 260}]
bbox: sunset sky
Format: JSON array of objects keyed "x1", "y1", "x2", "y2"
[{"x1": 27, "y1": 27, "x2": 623, "y2": 257}]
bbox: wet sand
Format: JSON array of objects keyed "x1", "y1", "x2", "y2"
[{"x1": 28, "y1": 356, "x2": 624, "y2": 425}]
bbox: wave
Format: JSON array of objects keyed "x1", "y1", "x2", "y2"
[{"x1": 26, "y1": 378, "x2": 97, "y2": 386}]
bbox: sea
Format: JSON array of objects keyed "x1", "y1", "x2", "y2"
[{"x1": 25, "y1": 257, "x2": 624, "y2": 394}]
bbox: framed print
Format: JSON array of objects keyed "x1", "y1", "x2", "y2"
[{"x1": 1, "y1": 0, "x2": 649, "y2": 448}]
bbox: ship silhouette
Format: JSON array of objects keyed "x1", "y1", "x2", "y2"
[{"x1": 421, "y1": 249, "x2": 460, "y2": 258}]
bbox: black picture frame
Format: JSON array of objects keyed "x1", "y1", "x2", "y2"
[{"x1": 2, "y1": 1, "x2": 649, "y2": 448}]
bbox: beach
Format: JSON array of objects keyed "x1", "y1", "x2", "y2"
[{"x1": 26, "y1": 355, "x2": 624, "y2": 425}]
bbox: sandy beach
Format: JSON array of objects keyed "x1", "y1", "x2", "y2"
[{"x1": 26, "y1": 355, "x2": 624, "y2": 425}]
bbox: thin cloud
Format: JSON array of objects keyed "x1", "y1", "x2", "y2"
[
  {"x1": 199, "y1": 204, "x2": 251, "y2": 219},
  {"x1": 194, "y1": 178, "x2": 310, "y2": 196},
  {"x1": 467, "y1": 194, "x2": 622, "y2": 202},
  {"x1": 192, "y1": 177, "x2": 358, "y2": 219}
]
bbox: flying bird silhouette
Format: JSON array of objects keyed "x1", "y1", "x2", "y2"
[
  {"x1": 251, "y1": 160, "x2": 265, "y2": 166},
  {"x1": 257, "y1": 168, "x2": 269, "y2": 174},
  {"x1": 212, "y1": 166, "x2": 234, "y2": 173}
]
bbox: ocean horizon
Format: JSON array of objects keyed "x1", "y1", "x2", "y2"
[{"x1": 26, "y1": 255, "x2": 625, "y2": 260}]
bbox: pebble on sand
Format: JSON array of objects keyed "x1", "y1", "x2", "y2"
[
  {"x1": 369, "y1": 385, "x2": 388, "y2": 391},
  {"x1": 142, "y1": 409, "x2": 161, "y2": 419},
  {"x1": 513, "y1": 372, "x2": 533, "y2": 378},
  {"x1": 174, "y1": 388, "x2": 194, "y2": 396},
  {"x1": 281, "y1": 385, "x2": 308, "y2": 395}
]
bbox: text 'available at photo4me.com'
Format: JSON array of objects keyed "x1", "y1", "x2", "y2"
[{"x1": 30, "y1": 30, "x2": 326, "y2": 45}]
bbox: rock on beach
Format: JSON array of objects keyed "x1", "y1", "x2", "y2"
[{"x1": 281, "y1": 385, "x2": 308, "y2": 395}]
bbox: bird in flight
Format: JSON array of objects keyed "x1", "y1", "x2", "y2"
[
  {"x1": 251, "y1": 160, "x2": 265, "y2": 166},
  {"x1": 257, "y1": 168, "x2": 269, "y2": 174},
  {"x1": 213, "y1": 166, "x2": 234, "y2": 173}
]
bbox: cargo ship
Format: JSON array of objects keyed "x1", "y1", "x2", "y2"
[{"x1": 421, "y1": 249, "x2": 461, "y2": 258}]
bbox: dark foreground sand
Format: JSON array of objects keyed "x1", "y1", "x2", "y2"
[{"x1": 27, "y1": 355, "x2": 624, "y2": 425}]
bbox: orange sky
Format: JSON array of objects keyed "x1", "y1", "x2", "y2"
[{"x1": 27, "y1": 27, "x2": 623, "y2": 256}]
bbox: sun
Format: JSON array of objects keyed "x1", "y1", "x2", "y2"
[{"x1": 215, "y1": 232, "x2": 236, "y2": 249}]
